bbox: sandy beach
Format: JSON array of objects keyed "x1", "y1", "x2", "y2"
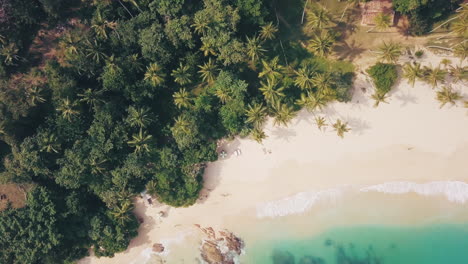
[{"x1": 79, "y1": 50, "x2": 468, "y2": 264}]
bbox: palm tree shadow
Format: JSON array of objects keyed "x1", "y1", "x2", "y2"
[
  {"x1": 346, "y1": 116, "x2": 371, "y2": 135},
  {"x1": 394, "y1": 92, "x2": 418, "y2": 107},
  {"x1": 294, "y1": 109, "x2": 315, "y2": 126},
  {"x1": 271, "y1": 126, "x2": 297, "y2": 142},
  {"x1": 333, "y1": 40, "x2": 366, "y2": 61}
]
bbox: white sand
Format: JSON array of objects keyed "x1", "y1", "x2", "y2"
[{"x1": 79, "y1": 50, "x2": 468, "y2": 264}]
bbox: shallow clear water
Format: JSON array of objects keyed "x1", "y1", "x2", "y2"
[{"x1": 245, "y1": 224, "x2": 468, "y2": 264}]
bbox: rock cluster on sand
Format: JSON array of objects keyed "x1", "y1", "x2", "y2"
[
  {"x1": 195, "y1": 225, "x2": 244, "y2": 264},
  {"x1": 152, "y1": 243, "x2": 165, "y2": 253}
]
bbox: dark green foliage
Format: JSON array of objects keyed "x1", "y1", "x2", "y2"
[{"x1": 366, "y1": 63, "x2": 398, "y2": 95}]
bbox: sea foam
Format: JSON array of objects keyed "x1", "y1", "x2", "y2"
[
  {"x1": 256, "y1": 188, "x2": 344, "y2": 218},
  {"x1": 360, "y1": 181, "x2": 468, "y2": 203}
]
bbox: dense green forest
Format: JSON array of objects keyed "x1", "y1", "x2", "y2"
[{"x1": 0, "y1": 0, "x2": 356, "y2": 262}]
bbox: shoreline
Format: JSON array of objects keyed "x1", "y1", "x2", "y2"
[{"x1": 79, "y1": 50, "x2": 468, "y2": 264}]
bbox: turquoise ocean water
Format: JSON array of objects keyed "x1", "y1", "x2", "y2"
[{"x1": 244, "y1": 224, "x2": 468, "y2": 264}]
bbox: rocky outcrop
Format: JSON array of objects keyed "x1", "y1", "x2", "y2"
[
  {"x1": 196, "y1": 225, "x2": 244, "y2": 264},
  {"x1": 152, "y1": 243, "x2": 165, "y2": 253}
]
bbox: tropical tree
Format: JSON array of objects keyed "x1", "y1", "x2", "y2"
[
  {"x1": 371, "y1": 92, "x2": 389, "y2": 107},
  {"x1": 246, "y1": 35, "x2": 266, "y2": 64},
  {"x1": 214, "y1": 86, "x2": 232, "y2": 104},
  {"x1": 126, "y1": 106, "x2": 153, "y2": 128},
  {"x1": 200, "y1": 39, "x2": 217, "y2": 57},
  {"x1": 294, "y1": 66, "x2": 315, "y2": 90},
  {"x1": 146, "y1": 180, "x2": 158, "y2": 197},
  {"x1": 448, "y1": 65, "x2": 468, "y2": 83},
  {"x1": 423, "y1": 65, "x2": 446, "y2": 88},
  {"x1": 91, "y1": 10, "x2": 117, "y2": 40},
  {"x1": 56, "y1": 98, "x2": 79, "y2": 121},
  {"x1": 110, "y1": 200, "x2": 134, "y2": 225},
  {"x1": 245, "y1": 102, "x2": 268, "y2": 128},
  {"x1": 39, "y1": 134, "x2": 60, "y2": 153},
  {"x1": 435, "y1": 86, "x2": 462, "y2": 108},
  {"x1": 315, "y1": 116, "x2": 327, "y2": 131},
  {"x1": 258, "y1": 56, "x2": 284, "y2": 80},
  {"x1": 453, "y1": 41, "x2": 468, "y2": 61},
  {"x1": 127, "y1": 129, "x2": 152, "y2": 153},
  {"x1": 339, "y1": 0, "x2": 361, "y2": 22},
  {"x1": 402, "y1": 62, "x2": 423, "y2": 87},
  {"x1": 308, "y1": 31, "x2": 335, "y2": 57},
  {"x1": 451, "y1": 17, "x2": 468, "y2": 37},
  {"x1": 27, "y1": 87, "x2": 46, "y2": 106},
  {"x1": 377, "y1": 41, "x2": 401, "y2": 63},
  {"x1": 60, "y1": 33, "x2": 81, "y2": 56},
  {"x1": 373, "y1": 13, "x2": 392, "y2": 32},
  {"x1": 88, "y1": 157, "x2": 107, "y2": 175},
  {"x1": 259, "y1": 78, "x2": 285, "y2": 104},
  {"x1": 251, "y1": 128, "x2": 267, "y2": 143},
  {"x1": 198, "y1": 58, "x2": 218, "y2": 83},
  {"x1": 78, "y1": 88, "x2": 104, "y2": 109},
  {"x1": 85, "y1": 39, "x2": 108, "y2": 63},
  {"x1": 1, "y1": 42, "x2": 20, "y2": 65},
  {"x1": 173, "y1": 88, "x2": 192, "y2": 109},
  {"x1": 296, "y1": 92, "x2": 329, "y2": 111},
  {"x1": 312, "y1": 72, "x2": 334, "y2": 95},
  {"x1": 272, "y1": 102, "x2": 296, "y2": 127},
  {"x1": 192, "y1": 15, "x2": 210, "y2": 35},
  {"x1": 144, "y1": 63, "x2": 166, "y2": 87},
  {"x1": 171, "y1": 63, "x2": 192, "y2": 85},
  {"x1": 307, "y1": 6, "x2": 332, "y2": 30},
  {"x1": 259, "y1": 22, "x2": 278, "y2": 40},
  {"x1": 332, "y1": 119, "x2": 351, "y2": 138}
]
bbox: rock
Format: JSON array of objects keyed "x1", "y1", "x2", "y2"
[
  {"x1": 201, "y1": 241, "x2": 224, "y2": 264},
  {"x1": 152, "y1": 243, "x2": 165, "y2": 253}
]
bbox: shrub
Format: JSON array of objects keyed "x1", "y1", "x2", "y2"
[
  {"x1": 366, "y1": 63, "x2": 398, "y2": 95},
  {"x1": 415, "y1": 50, "x2": 424, "y2": 58}
]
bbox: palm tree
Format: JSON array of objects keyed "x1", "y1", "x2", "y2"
[
  {"x1": 39, "y1": 134, "x2": 60, "y2": 153},
  {"x1": 453, "y1": 41, "x2": 468, "y2": 61},
  {"x1": 251, "y1": 128, "x2": 267, "y2": 143},
  {"x1": 258, "y1": 56, "x2": 284, "y2": 80},
  {"x1": 402, "y1": 62, "x2": 423, "y2": 87},
  {"x1": 198, "y1": 58, "x2": 218, "y2": 83},
  {"x1": 259, "y1": 22, "x2": 278, "y2": 40},
  {"x1": 339, "y1": 0, "x2": 361, "y2": 22},
  {"x1": 332, "y1": 119, "x2": 351, "y2": 138},
  {"x1": 312, "y1": 72, "x2": 335, "y2": 96},
  {"x1": 78, "y1": 88, "x2": 104, "y2": 109},
  {"x1": 146, "y1": 180, "x2": 158, "y2": 197},
  {"x1": 451, "y1": 17, "x2": 468, "y2": 37},
  {"x1": 173, "y1": 88, "x2": 192, "y2": 109},
  {"x1": 56, "y1": 98, "x2": 79, "y2": 121},
  {"x1": 85, "y1": 39, "x2": 108, "y2": 63},
  {"x1": 172, "y1": 115, "x2": 191, "y2": 137},
  {"x1": 200, "y1": 39, "x2": 217, "y2": 57},
  {"x1": 315, "y1": 116, "x2": 327, "y2": 131},
  {"x1": 308, "y1": 31, "x2": 334, "y2": 57},
  {"x1": 448, "y1": 65, "x2": 467, "y2": 83},
  {"x1": 127, "y1": 106, "x2": 153, "y2": 128},
  {"x1": 0, "y1": 43, "x2": 20, "y2": 65},
  {"x1": 307, "y1": 6, "x2": 332, "y2": 30},
  {"x1": 373, "y1": 13, "x2": 392, "y2": 32},
  {"x1": 60, "y1": 33, "x2": 81, "y2": 56},
  {"x1": 192, "y1": 15, "x2": 210, "y2": 35},
  {"x1": 371, "y1": 92, "x2": 389, "y2": 107},
  {"x1": 111, "y1": 200, "x2": 134, "y2": 225},
  {"x1": 88, "y1": 157, "x2": 107, "y2": 175},
  {"x1": 377, "y1": 41, "x2": 401, "y2": 63},
  {"x1": 423, "y1": 65, "x2": 446, "y2": 88},
  {"x1": 259, "y1": 78, "x2": 285, "y2": 104},
  {"x1": 27, "y1": 87, "x2": 46, "y2": 106},
  {"x1": 246, "y1": 35, "x2": 266, "y2": 64},
  {"x1": 127, "y1": 129, "x2": 152, "y2": 153},
  {"x1": 144, "y1": 63, "x2": 166, "y2": 87},
  {"x1": 272, "y1": 102, "x2": 296, "y2": 127},
  {"x1": 214, "y1": 87, "x2": 231, "y2": 104},
  {"x1": 246, "y1": 103, "x2": 268, "y2": 128},
  {"x1": 435, "y1": 86, "x2": 462, "y2": 108},
  {"x1": 91, "y1": 10, "x2": 117, "y2": 39},
  {"x1": 294, "y1": 66, "x2": 315, "y2": 90},
  {"x1": 171, "y1": 63, "x2": 192, "y2": 85}
]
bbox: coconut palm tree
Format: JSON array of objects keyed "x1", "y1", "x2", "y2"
[
  {"x1": 56, "y1": 98, "x2": 79, "y2": 121},
  {"x1": 146, "y1": 180, "x2": 158, "y2": 197},
  {"x1": 308, "y1": 31, "x2": 334, "y2": 57},
  {"x1": 200, "y1": 39, "x2": 217, "y2": 57},
  {"x1": 111, "y1": 200, "x2": 134, "y2": 225},
  {"x1": 371, "y1": 92, "x2": 389, "y2": 107},
  {"x1": 192, "y1": 15, "x2": 210, "y2": 35},
  {"x1": 0, "y1": 42, "x2": 20, "y2": 65},
  {"x1": 39, "y1": 134, "x2": 60, "y2": 153},
  {"x1": 78, "y1": 88, "x2": 104, "y2": 109},
  {"x1": 296, "y1": 92, "x2": 315, "y2": 111},
  {"x1": 214, "y1": 86, "x2": 231, "y2": 104},
  {"x1": 402, "y1": 62, "x2": 423, "y2": 87},
  {"x1": 251, "y1": 128, "x2": 267, "y2": 143},
  {"x1": 307, "y1": 6, "x2": 332, "y2": 30},
  {"x1": 259, "y1": 78, "x2": 285, "y2": 104},
  {"x1": 198, "y1": 58, "x2": 218, "y2": 83},
  {"x1": 272, "y1": 102, "x2": 296, "y2": 127},
  {"x1": 88, "y1": 157, "x2": 107, "y2": 175},
  {"x1": 171, "y1": 63, "x2": 192, "y2": 85},
  {"x1": 258, "y1": 56, "x2": 284, "y2": 80},
  {"x1": 294, "y1": 66, "x2": 315, "y2": 90},
  {"x1": 127, "y1": 129, "x2": 152, "y2": 153},
  {"x1": 453, "y1": 41, "x2": 468, "y2": 61},
  {"x1": 85, "y1": 39, "x2": 108, "y2": 63},
  {"x1": 448, "y1": 65, "x2": 468, "y2": 83},
  {"x1": 373, "y1": 13, "x2": 392, "y2": 32},
  {"x1": 172, "y1": 115, "x2": 192, "y2": 137},
  {"x1": 315, "y1": 116, "x2": 327, "y2": 131},
  {"x1": 423, "y1": 65, "x2": 446, "y2": 88},
  {"x1": 246, "y1": 103, "x2": 268, "y2": 128},
  {"x1": 451, "y1": 17, "x2": 468, "y2": 38},
  {"x1": 27, "y1": 87, "x2": 46, "y2": 106},
  {"x1": 259, "y1": 22, "x2": 278, "y2": 40},
  {"x1": 91, "y1": 10, "x2": 117, "y2": 40},
  {"x1": 246, "y1": 35, "x2": 266, "y2": 64},
  {"x1": 60, "y1": 33, "x2": 81, "y2": 56},
  {"x1": 127, "y1": 106, "x2": 153, "y2": 128},
  {"x1": 173, "y1": 88, "x2": 192, "y2": 109},
  {"x1": 332, "y1": 119, "x2": 351, "y2": 138},
  {"x1": 377, "y1": 41, "x2": 401, "y2": 63},
  {"x1": 312, "y1": 72, "x2": 334, "y2": 95},
  {"x1": 435, "y1": 86, "x2": 462, "y2": 108},
  {"x1": 144, "y1": 63, "x2": 166, "y2": 87}
]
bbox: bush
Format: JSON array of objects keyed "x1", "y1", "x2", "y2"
[
  {"x1": 415, "y1": 50, "x2": 424, "y2": 58},
  {"x1": 366, "y1": 63, "x2": 398, "y2": 95}
]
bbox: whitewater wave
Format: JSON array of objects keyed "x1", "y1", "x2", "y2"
[
  {"x1": 256, "y1": 188, "x2": 344, "y2": 218},
  {"x1": 360, "y1": 181, "x2": 468, "y2": 203}
]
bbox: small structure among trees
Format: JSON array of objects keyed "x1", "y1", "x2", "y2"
[{"x1": 361, "y1": 0, "x2": 395, "y2": 26}]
